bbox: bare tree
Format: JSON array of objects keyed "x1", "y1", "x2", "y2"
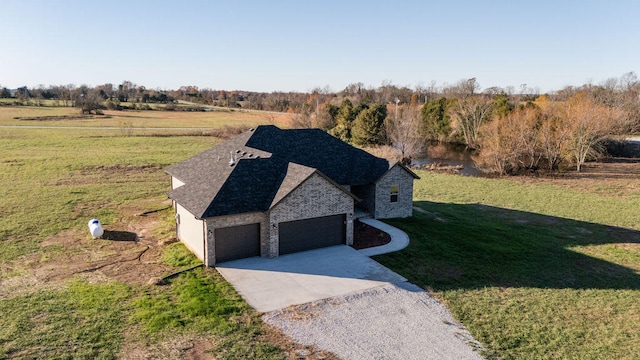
[
  {"x1": 289, "y1": 112, "x2": 313, "y2": 128},
  {"x1": 476, "y1": 107, "x2": 542, "y2": 174},
  {"x1": 385, "y1": 104, "x2": 425, "y2": 162},
  {"x1": 451, "y1": 95, "x2": 493, "y2": 149},
  {"x1": 538, "y1": 106, "x2": 570, "y2": 171},
  {"x1": 443, "y1": 78, "x2": 479, "y2": 98},
  {"x1": 564, "y1": 96, "x2": 625, "y2": 171}
]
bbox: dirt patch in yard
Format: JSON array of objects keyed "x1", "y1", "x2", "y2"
[
  {"x1": 14, "y1": 114, "x2": 112, "y2": 121},
  {"x1": 119, "y1": 334, "x2": 215, "y2": 360},
  {"x1": 2, "y1": 200, "x2": 338, "y2": 359},
  {"x1": 352, "y1": 220, "x2": 391, "y2": 250},
  {"x1": 2, "y1": 202, "x2": 175, "y2": 296},
  {"x1": 259, "y1": 323, "x2": 341, "y2": 360}
]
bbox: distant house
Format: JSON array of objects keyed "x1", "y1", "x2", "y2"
[{"x1": 165, "y1": 125, "x2": 418, "y2": 266}]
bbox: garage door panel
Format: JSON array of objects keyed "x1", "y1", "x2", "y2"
[
  {"x1": 279, "y1": 214, "x2": 345, "y2": 255},
  {"x1": 215, "y1": 223, "x2": 260, "y2": 263}
]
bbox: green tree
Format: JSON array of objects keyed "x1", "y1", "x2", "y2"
[
  {"x1": 351, "y1": 104, "x2": 387, "y2": 146},
  {"x1": 329, "y1": 99, "x2": 356, "y2": 141},
  {"x1": 16, "y1": 86, "x2": 30, "y2": 102},
  {"x1": 421, "y1": 97, "x2": 452, "y2": 141},
  {"x1": 0, "y1": 87, "x2": 12, "y2": 98},
  {"x1": 492, "y1": 91, "x2": 513, "y2": 118}
]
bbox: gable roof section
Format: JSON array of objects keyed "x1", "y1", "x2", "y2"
[
  {"x1": 270, "y1": 163, "x2": 360, "y2": 209},
  {"x1": 383, "y1": 162, "x2": 421, "y2": 180},
  {"x1": 166, "y1": 125, "x2": 392, "y2": 218}
]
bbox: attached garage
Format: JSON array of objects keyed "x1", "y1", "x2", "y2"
[
  {"x1": 279, "y1": 214, "x2": 346, "y2": 255},
  {"x1": 214, "y1": 223, "x2": 260, "y2": 263}
]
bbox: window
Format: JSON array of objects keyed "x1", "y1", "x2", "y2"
[{"x1": 390, "y1": 184, "x2": 399, "y2": 203}]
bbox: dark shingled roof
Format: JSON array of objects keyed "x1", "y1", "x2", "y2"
[
  {"x1": 165, "y1": 125, "x2": 389, "y2": 218},
  {"x1": 246, "y1": 126, "x2": 389, "y2": 185}
]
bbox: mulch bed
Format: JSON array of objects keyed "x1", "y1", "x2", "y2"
[{"x1": 352, "y1": 219, "x2": 391, "y2": 250}]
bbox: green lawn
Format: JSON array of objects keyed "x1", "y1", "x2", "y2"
[
  {"x1": 3, "y1": 105, "x2": 639, "y2": 359},
  {"x1": 0, "y1": 126, "x2": 286, "y2": 359},
  {"x1": 378, "y1": 171, "x2": 640, "y2": 359}
]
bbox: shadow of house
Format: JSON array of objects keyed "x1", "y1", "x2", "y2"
[
  {"x1": 101, "y1": 230, "x2": 138, "y2": 242},
  {"x1": 378, "y1": 201, "x2": 640, "y2": 291}
]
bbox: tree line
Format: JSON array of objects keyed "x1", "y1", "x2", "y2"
[{"x1": 2, "y1": 73, "x2": 638, "y2": 173}]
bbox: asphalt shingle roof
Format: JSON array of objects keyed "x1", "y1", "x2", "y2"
[{"x1": 165, "y1": 125, "x2": 390, "y2": 218}]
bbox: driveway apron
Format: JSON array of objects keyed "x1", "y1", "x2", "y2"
[{"x1": 215, "y1": 245, "x2": 406, "y2": 312}]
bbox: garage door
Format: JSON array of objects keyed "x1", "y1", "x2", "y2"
[
  {"x1": 214, "y1": 223, "x2": 260, "y2": 263},
  {"x1": 279, "y1": 214, "x2": 346, "y2": 255}
]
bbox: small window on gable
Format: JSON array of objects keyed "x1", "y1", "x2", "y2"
[{"x1": 390, "y1": 184, "x2": 399, "y2": 203}]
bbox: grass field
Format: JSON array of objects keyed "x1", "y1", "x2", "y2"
[
  {"x1": 0, "y1": 110, "x2": 296, "y2": 358},
  {"x1": 378, "y1": 171, "x2": 640, "y2": 359},
  {"x1": 1, "y1": 104, "x2": 639, "y2": 359},
  {"x1": 0, "y1": 104, "x2": 294, "y2": 129}
]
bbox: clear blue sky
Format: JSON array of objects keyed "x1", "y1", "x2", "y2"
[{"x1": 1, "y1": 0, "x2": 638, "y2": 93}]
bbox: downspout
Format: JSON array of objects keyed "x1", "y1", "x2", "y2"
[
  {"x1": 174, "y1": 203, "x2": 179, "y2": 239},
  {"x1": 202, "y1": 219, "x2": 208, "y2": 267}
]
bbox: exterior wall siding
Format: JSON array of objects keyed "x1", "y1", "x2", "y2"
[
  {"x1": 374, "y1": 165, "x2": 415, "y2": 219},
  {"x1": 175, "y1": 203, "x2": 206, "y2": 261},
  {"x1": 171, "y1": 177, "x2": 185, "y2": 190},
  {"x1": 204, "y1": 212, "x2": 267, "y2": 266},
  {"x1": 269, "y1": 174, "x2": 354, "y2": 256}
]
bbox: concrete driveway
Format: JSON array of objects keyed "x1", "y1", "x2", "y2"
[{"x1": 216, "y1": 245, "x2": 406, "y2": 312}]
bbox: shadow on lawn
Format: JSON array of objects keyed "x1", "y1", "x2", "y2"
[
  {"x1": 379, "y1": 201, "x2": 640, "y2": 291},
  {"x1": 101, "y1": 230, "x2": 138, "y2": 242}
]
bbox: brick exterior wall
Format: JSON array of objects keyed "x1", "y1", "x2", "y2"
[
  {"x1": 269, "y1": 173, "x2": 354, "y2": 256},
  {"x1": 204, "y1": 212, "x2": 267, "y2": 266},
  {"x1": 352, "y1": 184, "x2": 376, "y2": 215},
  {"x1": 200, "y1": 173, "x2": 354, "y2": 265},
  {"x1": 174, "y1": 170, "x2": 415, "y2": 265},
  {"x1": 374, "y1": 165, "x2": 414, "y2": 219}
]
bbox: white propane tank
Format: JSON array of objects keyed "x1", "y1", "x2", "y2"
[{"x1": 88, "y1": 219, "x2": 104, "y2": 239}]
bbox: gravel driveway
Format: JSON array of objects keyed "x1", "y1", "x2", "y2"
[{"x1": 263, "y1": 282, "x2": 484, "y2": 360}]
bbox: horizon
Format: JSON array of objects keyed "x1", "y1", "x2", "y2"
[{"x1": 1, "y1": 0, "x2": 638, "y2": 93}]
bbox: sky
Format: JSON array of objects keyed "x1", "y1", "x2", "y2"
[{"x1": 1, "y1": 0, "x2": 638, "y2": 93}]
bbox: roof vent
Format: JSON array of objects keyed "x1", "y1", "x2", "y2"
[
  {"x1": 235, "y1": 150, "x2": 241, "y2": 154},
  {"x1": 248, "y1": 153, "x2": 253, "y2": 158},
  {"x1": 229, "y1": 151, "x2": 235, "y2": 166}
]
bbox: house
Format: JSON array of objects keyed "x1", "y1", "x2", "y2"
[{"x1": 165, "y1": 125, "x2": 419, "y2": 266}]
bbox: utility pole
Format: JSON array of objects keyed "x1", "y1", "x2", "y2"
[{"x1": 395, "y1": 98, "x2": 400, "y2": 119}]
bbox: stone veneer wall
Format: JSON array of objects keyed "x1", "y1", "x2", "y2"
[
  {"x1": 269, "y1": 173, "x2": 354, "y2": 256},
  {"x1": 374, "y1": 165, "x2": 414, "y2": 219},
  {"x1": 204, "y1": 212, "x2": 267, "y2": 266}
]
